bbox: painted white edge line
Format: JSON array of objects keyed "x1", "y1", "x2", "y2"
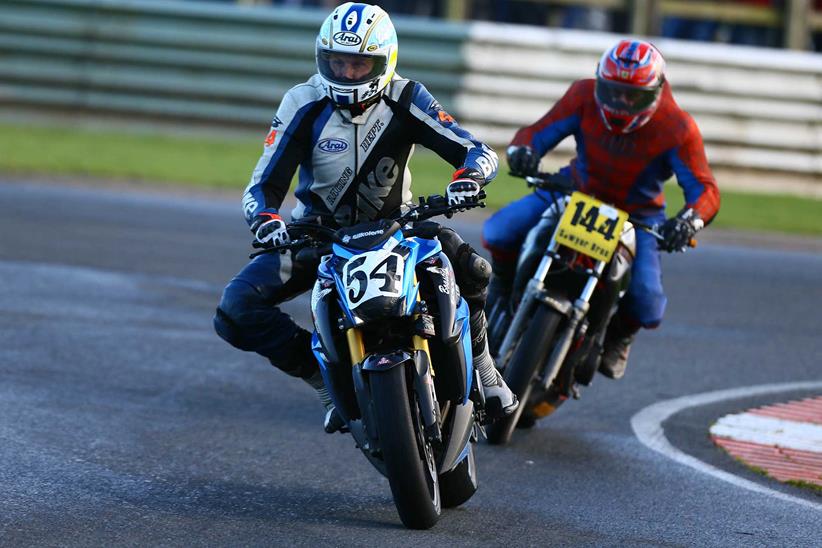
[
  {"x1": 710, "y1": 413, "x2": 822, "y2": 453},
  {"x1": 630, "y1": 381, "x2": 822, "y2": 513}
]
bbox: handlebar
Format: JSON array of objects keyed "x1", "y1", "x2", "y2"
[
  {"x1": 524, "y1": 172, "x2": 576, "y2": 194},
  {"x1": 516, "y1": 172, "x2": 696, "y2": 250},
  {"x1": 249, "y1": 193, "x2": 485, "y2": 258}
]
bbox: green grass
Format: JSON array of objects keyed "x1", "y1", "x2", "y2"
[
  {"x1": 785, "y1": 479, "x2": 822, "y2": 493},
  {"x1": 0, "y1": 123, "x2": 261, "y2": 188},
  {"x1": 1, "y1": 122, "x2": 820, "y2": 235}
]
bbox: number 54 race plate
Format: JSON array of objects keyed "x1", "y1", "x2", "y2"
[{"x1": 556, "y1": 192, "x2": 629, "y2": 262}]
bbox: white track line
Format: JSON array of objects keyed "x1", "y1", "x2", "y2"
[
  {"x1": 631, "y1": 381, "x2": 822, "y2": 513},
  {"x1": 711, "y1": 413, "x2": 822, "y2": 453}
]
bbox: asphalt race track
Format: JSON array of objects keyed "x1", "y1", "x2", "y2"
[{"x1": 1, "y1": 180, "x2": 821, "y2": 546}]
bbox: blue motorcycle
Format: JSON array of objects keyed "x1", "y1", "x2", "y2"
[{"x1": 257, "y1": 195, "x2": 486, "y2": 529}]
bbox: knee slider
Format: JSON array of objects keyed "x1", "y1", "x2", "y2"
[
  {"x1": 212, "y1": 279, "x2": 269, "y2": 351},
  {"x1": 619, "y1": 293, "x2": 665, "y2": 330},
  {"x1": 457, "y1": 243, "x2": 491, "y2": 289},
  {"x1": 453, "y1": 244, "x2": 490, "y2": 307},
  {"x1": 213, "y1": 306, "x2": 254, "y2": 350}
]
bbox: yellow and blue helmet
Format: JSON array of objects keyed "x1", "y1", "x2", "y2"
[{"x1": 316, "y1": 3, "x2": 398, "y2": 106}]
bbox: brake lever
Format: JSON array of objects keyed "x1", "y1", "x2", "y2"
[
  {"x1": 632, "y1": 221, "x2": 697, "y2": 252},
  {"x1": 249, "y1": 248, "x2": 276, "y2": 259},
  {"x1": 248, "y1": 237, "x2": 310, "y2": 259}
]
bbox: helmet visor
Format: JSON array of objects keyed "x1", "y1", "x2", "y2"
[
  {"x1": 595, "y1": 79, "x2": 660, "y2": 115},
  {"x1": 317, "y1": 50, "x2": 387, "y2": 86}
]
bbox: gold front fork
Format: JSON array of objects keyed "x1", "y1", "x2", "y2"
[
  {"x1": 346, "y1": 328, "x2": 365, "y2": 365},
  {"x1": 412, "y1": 330, "x2": 432, "y2": 375},
  {"x1": 412, "y1": 272, "x2": 433, "y2": 375}
]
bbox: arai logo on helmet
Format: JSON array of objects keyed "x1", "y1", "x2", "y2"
[
  {"x1": 333, "y1": 31, "x2": 362, "y2": 46},
  {"x1": 318, "y1": 138, "x2": 349, "y2": 154}
]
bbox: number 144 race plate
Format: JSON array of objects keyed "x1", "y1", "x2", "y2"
[{"x1": 556, "y1": 192, "x2": 629, "y2": 262}]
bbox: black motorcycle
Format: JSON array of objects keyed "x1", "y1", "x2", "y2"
[{"x1": 486, "y1": 174, "x2": 690, "y2": 445}]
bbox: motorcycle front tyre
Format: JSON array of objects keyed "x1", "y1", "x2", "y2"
[
  {"x1": 485, "y1": 305, "x2": 563, "y2": 445},
  {"x1": 371, "y1": 365, "x2": 441, "y2": 529}
]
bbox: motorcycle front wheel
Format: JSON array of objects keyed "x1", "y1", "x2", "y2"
[
  {"x1": 486, "y1": 305, "x2": 563, "y2": 445},
  {"x1": 371, "y1": 365, "x2": 441, "y2": 529}
]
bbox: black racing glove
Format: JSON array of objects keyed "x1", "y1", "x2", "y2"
[
  {"x1": 446, "y1": 168, "x2": 486, "y2": 207},
  {"x1": 660, "y1": 208, "x2": 704, "y2": 252},
  {"x1": 506, "y1": 145, "x2": 539, "y2": 177},
  {"x1": 250, "y1": 211, "x2": 289, "y2": 248}
]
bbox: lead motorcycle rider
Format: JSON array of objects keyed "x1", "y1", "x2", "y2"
[
  {"x1": 213, "y1": 2, "x2": 517, "y2": 432},
  {"x1": 483, "y1": 39, "x2": 721, "y2": 380}
]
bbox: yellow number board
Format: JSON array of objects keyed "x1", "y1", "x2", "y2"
[{"x1": 556, "y1": 192, "x2": 629, "y2": 262}]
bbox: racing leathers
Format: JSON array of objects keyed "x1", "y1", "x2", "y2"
[
  {"x1": 483, "y1": 79, "x2": 720, "y2": 334},
  {"x1": 213, "y1": 74, "x2": 515, "y2": 418}
]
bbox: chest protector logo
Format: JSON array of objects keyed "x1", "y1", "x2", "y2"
[{"x1": 318, "y1": 138, "x2": 349, "y2": 154}]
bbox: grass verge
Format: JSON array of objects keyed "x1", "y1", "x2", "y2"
[
  {"x1": 2, "y1": 122, "x2": 820, "y2": 236},
  {"x1": 785, "y1": 479, "x2": 822, "y2": 493}
]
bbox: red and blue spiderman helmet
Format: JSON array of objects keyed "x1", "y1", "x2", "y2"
[{"x1": 595, "y1": 39, "x2": 666, "y2": 133}]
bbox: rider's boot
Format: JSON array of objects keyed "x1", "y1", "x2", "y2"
[
  {"x1": 598, "y1": 317, "x2": 640, "y2": 380},
  {"x1": 471, "y1": 309, "x2": 519, "y2": 419},
  {"x1": 272, "y1": 328, "x2": 346, "y2": 433},
  {"x1": 304, "y1": 370, "x2": 347, "y2": 433}
]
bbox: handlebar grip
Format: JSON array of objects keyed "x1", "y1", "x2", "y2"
[
  {"x1": 406, "y1": 222, "x2": 441, "y2": 239},
  {"x1": 249, "y1": 236, "x2": 311, "y2": 259},
  {"x1": 294, "y1": 244, "x2": 332, "y2": 263},
  {"x1": 523, "y1": 173, "x2": 574, "y2": 194}
]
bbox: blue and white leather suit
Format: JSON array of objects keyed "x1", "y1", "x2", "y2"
[{"x1": 214, "y1": 74, "x2": 498, "y2": 378}]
